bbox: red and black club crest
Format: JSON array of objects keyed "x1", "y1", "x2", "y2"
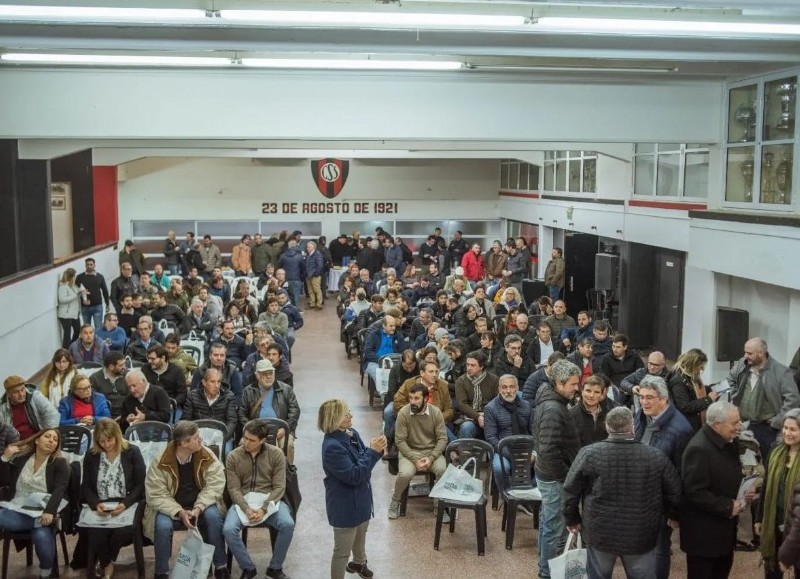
[{"x1": 311, "y1": 158, "x2": 349, "y2": 198}]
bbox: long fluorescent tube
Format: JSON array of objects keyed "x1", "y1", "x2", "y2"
[
  {"x1": 0, "y1": 53, "x2": 230, "y2": 66},
  {"x1": 222, "y1": 10, "x2": 527, "y2": 28},
  {"x1": 241, "y1": 58, "x2": 463, "y2": 70},
  {"x1": 536, "y1": 17, "x2": 800, "y2": 36},
  {"x1": 466, "y1": 63, "x2": 677, "y2": 74},
  {"x1": 0, "y1": 5, "x2": 206, "y2": 21}
]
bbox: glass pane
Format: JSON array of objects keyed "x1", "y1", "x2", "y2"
[
  {"x1": 568, "y1": 159, "x2": 581, "y2": 191},
  {"x1": 131, "y1": 220, "x2": 195, "y2": 238},
  {"x1": 545, "y1": 151, "x2": 554, "y2": 160},
  {"x1": 569, "y1": 150, "x2": 581, "y2": 157},
  {"x1": 636, "y1": 143, "x2": 656, "y2": 154},
  {"x1": 764, "y1": 77, "x2": 797, "y2": 141},
  {"x1": 555, "y1": 160, "x2": 566, "y2": 191},
  {"x1": 761, "y1": 144, "x2": 794, "y2": 204},
  {"x1": 684, "y1": 151, "x2": 710, "y2": 198},
  {"x1": 544, "y1": 163, "x2": 554, "y2": 190},
  {"x1": 450, "y1": 220, "x2": 503, "y2": 236},
  {"x1": 339, "y1": 221, "x2": 395, "y2": 237},
  {"x1": 658, "y1": 143, "x2": 680, "y2": 153},
  {"x1": 196, "y1": 221, "x2": 259, "y2": 237},
  {"x1": 530, "y1": 164, "x2": 541, "y2": 190},
  {"x1": 583, "y1": 158, "x2": 597, "y2": 193},
  {"x1": 656, "y1": 154, "x2": 680, "y2": 196},
  {"x1": 583, "y1": 151, "x2": 597, "y2": 158},
  {"x1": 509, "y1": 163, "x2": 519, "y2": 189},
  {"x1": 728, "y1": 84, "x2": 758, "y2": 144},
  {"x1": 395, "y1": 220, "x2": 442, "y2": 236},
  {"x1": 519, "y1": 163, "x2": 530, "y2": 190},
  {"x1": 634, "y1": 156, "x2": 654, "y2": 196},
  {"x1": 725, "y1": 146, "x2": 756, "y2": 202},
  {"x1": 259, "y1": 221, "x2": 322, "y2": 237},
  {"x1": 500, "y1": 163, "x2": 508, "y2": 189}
]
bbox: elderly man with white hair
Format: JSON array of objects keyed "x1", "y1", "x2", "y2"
[{"x1": 121, "y1": 368, "x2": 172, "y2": 430}]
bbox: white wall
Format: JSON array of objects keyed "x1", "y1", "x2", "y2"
[
  {"x1": 0, "y1": 245, "x2": 119, "y2": 380},
  {"x1": 118, "y1": 157, "x2": 501, "y2": 241},
  {"x1": 0, "y1": 68, "x2": 723, "y2": 143}
]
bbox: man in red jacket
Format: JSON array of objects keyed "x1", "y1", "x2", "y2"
[{"x1": 460, "y1": 243, "x2": 485, "y2": 289}]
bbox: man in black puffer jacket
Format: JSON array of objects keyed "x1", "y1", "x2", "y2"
[
  {"x1": 533, "y1": 359, "x2": 581, "y2": 579},
  {"x1": 563, "y1": 407, "x2": 681, "y2": 578}
]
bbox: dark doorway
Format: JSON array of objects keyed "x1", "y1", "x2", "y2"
[
  {"x1": 653, "y1": 249, "x2": 685, "y2": 361},
  {"x1": 563, "y1": 232, "x2": 598, "y2": 317}
]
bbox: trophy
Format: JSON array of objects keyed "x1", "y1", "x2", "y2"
[
  {"x1": 739, "y1": 155, "x2": 754, "y2": 202},
  {"x1": 583, "y1": 160, "x2": 596, "y2": 192},
  {"x1": 734, "y1": 102, "x2": 757, "y2": 142},
  {"x1": 761, "y1": 152, "x2": 777, "y2": 203},
  {"x1": 776, "y1": 82, "x2": 797, "y2": 134},
  {"x1": 776, "y1": 151, "x2": 793, "y2": 204}
]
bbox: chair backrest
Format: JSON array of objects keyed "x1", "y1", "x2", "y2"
[
  {"x1": 496, "y1": 435, "x2": 536, "y2": 491},
  {"x1": 124, "y1": 356, "x2": 143, "y2": 370},
  {"x1": 129, "y1": 440, "x2": 169, "y2": 473},
  {"x1": 444, "y1": 438, "x2": 494, "y2": 493},
  {"x1": 182, "y1": 344, "x2": 202, "y2": 365},
  {"x1": 59, "y1": 424, "x2": 93, "y2": 457},
  {"x1": 259, "y1": 417, "x2": 291, "y2": 456},
  {"x1": 379, "y1": 353, "x2": 402, "y2": 369},
  {"x1": 157, "y1": 319, "x2": 177, "y2": 338},
  {"x1": 76, "y1": 362, "x2": 103, "y2": 378},
  {"x1": 195, "y1": 419, "x2": 228, "y2": 460},
  {"x1": 125, "y1": 420, "x2": 173, "y2": 443}
]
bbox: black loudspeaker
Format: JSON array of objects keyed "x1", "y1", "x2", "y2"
[
  {"x1": 716, "y1": 307, "x2": 749, "y2": 362},
  {"x1": 522, "y1": 279, "x2": 547, "y2": 307},
  {"x1": 594, "y1": 253, "x2": 619, "y2": 291}
]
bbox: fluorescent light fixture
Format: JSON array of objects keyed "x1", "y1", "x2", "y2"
[
  {"x1": 241, "y1": 58, "x2": 463, "y2": 70},
  {"x1": 222, "y1": 10, "x2": 527, "y2": 28},
  {"x1": 0, "y1": 53, "x2": 231, "y2": 66},
  {"x1": 0, "y1": 5, "x2": 206, "y2": 21},
  {"x1": 536, "y1": 17, "x2": 800, "y2": 36},
  {"x1": 466, "y1": 63, "x2": 677, "y2": 74}
]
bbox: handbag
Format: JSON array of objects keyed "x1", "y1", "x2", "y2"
[
  {"x1": 282, "y1": 463, "x2": 302, "y2": 520},
  {"x1": 548, "y1": 531, "x2": 588, "y2": 579},
  {"x1": 375, "y1": 368, "x2": 391, "y2": 397},
  {"x1": 428, "y1": 457, "x2": 483, "y2": 503},
  {"x1": 169, "y1": 527, "x2": 215, "y2": 579}
]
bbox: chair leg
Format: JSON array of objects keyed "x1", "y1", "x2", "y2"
[
  {"x1": 2, "y1": 537, "x2": 10, "y2": 579},
  {"x1": 134, "y1": 533, "x2": 145, "y2": 579},
  {"x1": 26, "y1": 542, "x2": 33, "y2": 566},
  {"x1": 534, "y1": 502, "x2": 541, "y2": 529},
  {"x1": 448, "y1": 507, "x2": 456, "y2": 534},
  {"x1": 86, "y1": 541, "x2": 96, "y2": 579},
  {"x1": 433, "y1": 501, "x2": 445, "y2": 551},
  {"x1": 475, "y1": 507, "x2": 486, "y2": 556},
  {"x1": 60, "y1": 531, "x2": 70, "y2": 567},
  {"x1": 501, "y1": 502, "x2": 507, "y2": 531},
  {"x1": 399, "y1": 488, "x2": 409, "y2": 517},
  {"x1": 506, "y1": 500, "x2": 518, "y2": 550},
  {"x1": 491, "y1": 482, "x2": 499, "y2": 511}
]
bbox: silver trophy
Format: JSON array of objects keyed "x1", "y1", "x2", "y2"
[
  {"x1": 739, "y1": 155, "x2": 754, "y2": 202},
  {"x1": 734, "y1": 102, "x2": 758, "y2": 142},
  {"x1": 761, "y1": 152, "x2": 777, "y2": 203},
  {"x1": 776, "y1": 82, "x2": 797, "y2": 134},
  {"x1": 776, "y1": 151, "x2": 793, "y2": 204}
]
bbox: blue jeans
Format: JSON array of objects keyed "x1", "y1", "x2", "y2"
[
  {"x1": 223, "y1": 501, "x2": 295, "y2": 571},
  {"x1": 547, "y1": 285, "x2": 561, "y2": 302},
  {"x1": 0, "y1": 508, "x2": 55, "y2": 570},
  {"x1": 287, "y1": 281, "x2": 303, "y2": 308},
  {"x1": 81, "y1": 304, "x2": 104, "y2": 328},
  {"x1": 458, "y1": 420, "x2": 482, "y2": 440},
  {"x1": 286, "y1": 327, "x2": 296, "y2": 351},
  {"x1": 492, "y1": 454, "x2": 511, "y2": 490},
  {"x1": 365, "y1": 362, "x2": 379, "y2": 384},
  {"x1": 655, "y1": 520, "x2": 672, "y2": 579},
  {"x1": 587, "y1": 546, "x2": 655, "y2": 579},
  {"x1": 153, "y1": 505, "x2": 226, "y2": 575},
  {"x1": 536, "y1": 477, "x2": 567, "y2": 579},
  {"x1": 383, "y1": 403, "x2": 397, "y2": 440},
  {"x1": 168, "y1": 265, "x2": 180, "y2": 275}
]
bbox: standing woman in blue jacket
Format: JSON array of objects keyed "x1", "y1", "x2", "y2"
[{"x1": 319, "y1": 399, "x2": 387, "y2": 579}]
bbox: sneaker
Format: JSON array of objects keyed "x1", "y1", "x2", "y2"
[
  {"x1": 214, "y1": 568, "x2": 230, "y2": 579},
  {"x1": 517, "y1": 504, "x2": 534, "y2": 517},
  {"x1": 388, "y1": 499, "x2": 401, "y2": 519},
  {"x1": 240, "y1": 570, "x2": 258, "y2": 579},
  {"x1": 345, "y1": 561, "x2": 374, "y2": 579},
  {"x1": 265, "y1": 569, "x2": 290, "y2": 579}
]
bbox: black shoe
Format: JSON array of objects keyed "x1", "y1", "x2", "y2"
[
  {"x1": 265, "y1": 569, "x2": 290, "y2": 579},
  {"x1": 155, "y1": 575, "x2": 169, "y2": 579},
  {"x1": 215, "y1": 568, "x2": 231, "y2": 579},
  {"x1": 346, "y1": 561, "x2": 374, "y2": 578},
  {"x1": 240, "y1": 569, "x2": 257, "y2": 579},
  {"x1": 735, "y1": 539, "x2": 757, "y2": 552}
]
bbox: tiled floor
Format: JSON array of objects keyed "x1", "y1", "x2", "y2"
[{"x1": 10, "y1": 302, "x2": 763, "y2": 578}]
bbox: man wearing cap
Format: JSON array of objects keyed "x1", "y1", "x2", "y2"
[
  {"x1": 239, "y1": 360, "x2": 300, "y2": 464},
  {"x1": 0, "y1": 375, "x2": 60, "y2": 440}
]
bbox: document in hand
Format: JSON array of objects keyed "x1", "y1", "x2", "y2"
[
  {"x1": 0, "y1": 493, "x2": 68, "y2": 518},
  {"x1": 737, "y1": 474, "x2": 761, "y2": 503},
  {"x1": 77, "y1": 503, "x2": 137, "y2": 528},
  {"x1": 234, "y1": 492, "x2": 278, "y2": 526}
]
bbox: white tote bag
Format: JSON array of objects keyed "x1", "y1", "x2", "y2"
[
  {"x1": 375, "y1": 368, "x2": 391, "y2": 396},
  {"x1": 548, "y1": 531, "x2": 588, "y2": 579},
  {"x1": 169, "y1": 527, "x2": 215, "y2": 579},
  {"x1": 428, "y1": 457, "x2": 483, "y2": 503}
]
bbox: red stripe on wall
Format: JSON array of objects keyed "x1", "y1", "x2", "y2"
[
  {"x1": 628, "y1": 199, "x2": 707, "y2": 211},
  {"x1": 498, "y1": 190, "x2": 541, "y2": 199},
  {"x1": 92, "y1": 166, "x2": 118, "y2": 244}
]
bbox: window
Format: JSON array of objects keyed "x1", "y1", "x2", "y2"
[
  {"x1": 542, "y1": 151, "x2": 597, "y2": 193},
  {"x1": 499, "y1": 159, "x2": 541, "y2": 192},
  {"x1": 633, "y1": 144, "x2": 710, "y2": 199}
]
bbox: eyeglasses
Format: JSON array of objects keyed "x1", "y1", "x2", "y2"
[{"x1": 638, "y1": 395, "x2": 661, "y2": 401}]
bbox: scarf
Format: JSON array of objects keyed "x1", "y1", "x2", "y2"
[
  {"x1": 468, "y1": 371, "x2": 488, "y2": 412},
  {"x1": 760, "y1": 443, "x2": 800, "y2": 570},
  {"x1": 500, "y1": 397, "x2": 525, "y2": 435},
  {"x1": 690, "y1": 375, "x2": 707, "y2": 424}
]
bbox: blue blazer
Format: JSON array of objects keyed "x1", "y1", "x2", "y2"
[
  {"x1": 321, "y1": 429, "x2": 382, "y2": 528},
  {"x1": 58, "y1": 391, "x2": 112, "y2": 426}
]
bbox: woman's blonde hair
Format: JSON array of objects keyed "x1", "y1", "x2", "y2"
[
  {"x1": 672, "y1": 348, "x2": 708, "y2": 378},
  {"x1": 318, "y1": 399, "x2": 350, "y2": 434},
  {"x1": 90, "y1": 418, "x2": 129, "y2": 454},
  {"x1": 59, "y1": 268, "x2": 76, "y2": 285},
  {"x1": 70, "y1": 372, "x2": 90, "y2": 393}
]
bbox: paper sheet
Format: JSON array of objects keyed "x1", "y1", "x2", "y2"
[
  {"x1": 76, "y1": 502, "x2": 137, "y2": 528},
  {"x1": 234, "y1": 492, "x2": 278, "y2": 526},
  {"x1": 0, "y1": 493, "x2": 68, "y2": 518},
  {"x1": 737, "y1": 475, "x2": 760, "y2": 503}
]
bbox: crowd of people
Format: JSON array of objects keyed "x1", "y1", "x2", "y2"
[{"x1": 3, "y1": 224, "x2": 800, "y2": 579}]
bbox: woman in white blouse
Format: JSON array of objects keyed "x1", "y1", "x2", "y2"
[
  {"x1": 39, "y1": 348, "x2": 76, "y2": 407},
  {"x1": 81, "y1": 418, "x2": 147, "y2": 578},
  {"x1": 0, "y1": 428, "x2": 70, "y2": 579},
  {"x1": 81, "y1": 418, "x2": 146, "y2": 579},
  {"x1": 57, "y1": 267, "x2": 85, "y2": 349}
]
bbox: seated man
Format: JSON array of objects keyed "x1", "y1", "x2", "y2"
[
  {"x1": 589, "y1": 320, "x2": 613, "y2": 364},
  {"x1": 455, "y1": 350, "x2": 500, "y2": 439},
  {"x1": 560, "y1": 310, "x2": 594, "y2": 352},
  {"x1": 89, "y1": 351, "x2": 129, "y2": 420},
  {"x1": 121, "y1": 369, "x2": 172, "y2": 430},
  {"x1": 183, "y1": 368, "x2": 237, "y2": 454},
  {"x1": 566, "y1": 337, "x2": 595, "y2": 386},
  {"x1": 362, "y1": 315, "x2": 403, "y2": 385},
  {"x1": 599, "y1": 334, "x2": 645, "y2": 397},
  {"x1": 266, "y1": 343, "x2": 294, "y2": 387},
  {"x1": 151, "y1": 291, "x2": 189, "y2": 334},
  {"x1": 527, "y1": 321, "x2": 557, "y2": 369},
  {"x1": 239, "y1": 360, "x2": 300, "y2": 464},
  {"x1": 392, "y1": 360, "x2": 455, "y2": 442},
  {"x1": 68, "y1": 324, "x2": 110, "y2": 365},
  {"x1": 164, "y1": 334, "x2": 199, "y2": 380},
  {"x1": 126, "y1": 318, "x2": 159, "y2": 364},
  {"x1": 543, "y1": 300, "x2": 575, "y2": 342},
  {"x1": 0, "y1": 375, "x2": 60, "y2": 439},
  {"x1": 186, "y1": 297, "x2": 215, "y2": 337},
  {"x1": 491, "y1": 334, "x2": 534, "y2": 385},
  {"x1": 212, "y1": 320, "x2": 247, "y2": 369},
  {"x1": 193, "y1": 343, "x2": 244, "y2": 401},
  {"x1": 388, "y1": 382, "x2": 448, "y2": 520},
  {"x1": 95, "y1": 313, "x2": 127, "y2": 351},
  {"x1": 484, "y1": 374, "x2": 533, "y2": 486},
  {"x1": 277, "y1": 290, "x2": 303, "y2": 350},
  {"x1": 223, "y1": 420, "x2": 294, "y2": 579},
  {"x1": 116, "y1": 293, "x2": 140, "y2": 338},
  {"x1": 143, "y1": 344, "x2": 188, "y2": 411},
  {"x1": 258, "y1": 298, "x2": 289, "y2": 340},
  {"x1": 144, "y1": 420, "x2": 229, "y2": 579}
]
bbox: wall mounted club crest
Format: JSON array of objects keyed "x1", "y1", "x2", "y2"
[{"x1": 311, "y1": 158, "x2": 349, "y2": 198}]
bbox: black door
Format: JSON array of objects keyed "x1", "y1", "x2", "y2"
[
  {"x1": 653, "y1": 249, "x2": 685, "y2": 360},
  {"x1": 563, "y1": 232, "x2": 598, "y2": 317}
]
